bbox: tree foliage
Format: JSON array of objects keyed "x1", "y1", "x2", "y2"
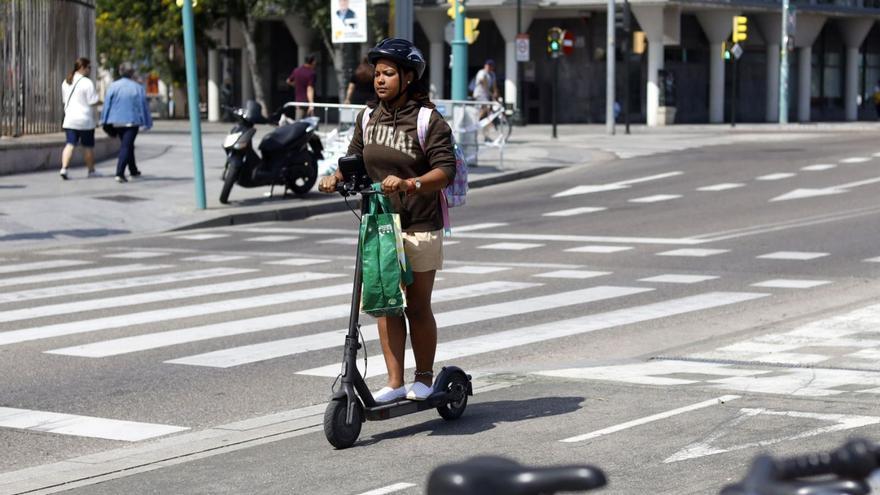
[{"x1": 96, "y1": 0, "x2": 217, "y2": 85}]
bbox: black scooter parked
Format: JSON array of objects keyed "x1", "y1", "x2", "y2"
[{"x1": 220, "y1": 101, "x2": 323, "y2": 204}]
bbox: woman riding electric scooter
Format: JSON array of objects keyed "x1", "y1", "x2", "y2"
[{"x1": 318, "y1": 38, "x2": 457, "y2": 403}]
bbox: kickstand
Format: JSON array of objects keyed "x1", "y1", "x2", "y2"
[{"x1": 269, "y1": 184, "x2": 275, "y2": 198}]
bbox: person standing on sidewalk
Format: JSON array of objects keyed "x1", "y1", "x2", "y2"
[
  {"x1": 286, "y1": 55, "x2": 317, "y2": 120},
  {"x1": 344, "y1": 57, "x2": 373, "y2": 105},
  {"x1": 60, "y1": 57, "x2": 100, "y2": 180},
  {"x1": 471, "y1": 59, "x2": 499, "y2": 140},
  {"x1": 100, "y1": 63, "x2": 152, "y2": 183}
]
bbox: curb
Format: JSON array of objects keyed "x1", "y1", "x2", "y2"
[{"x1": 172, "y1": 166, "x2": 562, "y2": 232}]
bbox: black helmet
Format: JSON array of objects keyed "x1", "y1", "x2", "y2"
[{"x1": 368, "y1": 38, "x2": 426, "y2": 80}]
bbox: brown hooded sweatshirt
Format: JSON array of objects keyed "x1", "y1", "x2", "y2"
[{"x1": 347, "y1": 99, "x2": 456, "y2": 232}]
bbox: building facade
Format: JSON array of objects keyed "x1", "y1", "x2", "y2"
[{"x1": 207, "y1": 0, "x2": 880, "y2": 125}]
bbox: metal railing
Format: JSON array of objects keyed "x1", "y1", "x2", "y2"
[
  {"x1": 279, "y1": 99, "x2": 510, "y2": 171},
  {"x1": 1, "y1": 0, "x2": 96, "y2": 137}
]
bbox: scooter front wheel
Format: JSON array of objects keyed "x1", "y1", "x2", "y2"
[
  {"x1": 219, "y1": 160, "x2": 240, "y2": 204},
  {"x1": 436, "y1": 372, "x2": 469, "y2": 420},
  {"x1": 324, "y1": 398, "x2": 362, "y2": 449}
]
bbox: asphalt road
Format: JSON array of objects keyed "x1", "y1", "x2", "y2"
[{"x1": 2, "y1": 132, "x2": 880, "y2": 494}]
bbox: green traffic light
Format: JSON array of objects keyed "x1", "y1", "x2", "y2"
[{"x1": 550, "y1": 41, "x2": 559, "y2": 51}]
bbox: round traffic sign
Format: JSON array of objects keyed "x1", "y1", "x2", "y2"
[{"x1": 562, "y1": 31, "x2": 575, "y2": 56}]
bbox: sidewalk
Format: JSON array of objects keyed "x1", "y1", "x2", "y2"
[{"x1": 0, "y1": 120, "x2": 876, "y2": 251}]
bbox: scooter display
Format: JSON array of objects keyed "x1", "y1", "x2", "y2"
[
  {"x1": 323, "y1": 154, "x2": 473, "y2": 449},
  {"x1": 219, "y1": 101, "x2": 323, "y2": 204}
]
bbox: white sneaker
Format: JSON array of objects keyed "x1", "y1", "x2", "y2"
[
  {"x1": 405, "y1": 382, "x2": 433, "y2": 401},
  {"x1": 373, "y1": 385, "x2": 406, "y2": 402}
]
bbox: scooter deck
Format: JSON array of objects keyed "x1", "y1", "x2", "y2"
[{"x1": 364, "y1": 391, "x2": 450, "y2": 421}]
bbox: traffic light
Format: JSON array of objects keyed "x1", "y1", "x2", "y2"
[
  {"x1": 446, "y1": 0, "x2": 463, "y2": 19},
  {"x1": 732, "y1": 15, "x2": 748, "y2": 43},
  {"x1": 614, "y1": 0, "x2": 631, "y2": 33},
  {"x1": 464, "y1": 18, "x2": 479, "y2": 44},
  {"x1": 547, "y1": 27, "x2": 563, "y2": 58}
]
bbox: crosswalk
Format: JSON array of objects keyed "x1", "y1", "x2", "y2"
[{"x1": 0, "y1": 230, "x2": 859, "y2": 445}]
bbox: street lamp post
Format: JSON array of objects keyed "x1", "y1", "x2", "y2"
[
  {"x1": 181, "y1": 0, "x2": 207, "y2": 209},
  {"x1": 451, "y1": 0, "x2": 468, "y2": 100},
  {"x1": 779, "y1": 0, "x2": 790, "y2": 124}
]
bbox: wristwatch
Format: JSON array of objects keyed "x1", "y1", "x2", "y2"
[{"x1": 413, "y1": 178, "x2": 422, "y2": 191}]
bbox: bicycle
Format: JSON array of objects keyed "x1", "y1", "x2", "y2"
[{"x1": 477, "y1": 99, "x2": 513, "y2": 147}]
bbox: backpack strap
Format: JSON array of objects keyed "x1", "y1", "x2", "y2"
[
  {"x1": 416, "y1": 106, "x2": 432, "y2": 152},
  {"x1": 360, "y1": 107, "x2": 373, "y2": 136}
]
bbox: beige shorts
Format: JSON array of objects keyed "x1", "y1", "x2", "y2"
[{"x1": 402, "y1": 229, "x2": 443, "y2": 272}]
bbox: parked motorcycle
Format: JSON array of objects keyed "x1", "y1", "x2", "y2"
[{"x1": 220, "y1": 101, "x2": 323, "y2": 204}]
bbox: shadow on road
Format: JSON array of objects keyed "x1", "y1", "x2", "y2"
[
  {"x1": 0, "y1": 228, "x2": 130, "y2": 242},
  {"x1": 361, "y1": 396, "x2": 585, "y2": 446}
]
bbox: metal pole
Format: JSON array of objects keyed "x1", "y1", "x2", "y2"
[
  {"x1": 451, "y1": 0, "x2": 468, "y2": 100},
  {"x1": 779, "y1": 0, "x2": 789, "y2": 124},
  {"x1": 181, "y1": 0, "x2": 207, "y2": 209},
  {"x1": 516, "y1": 0, "x2": 524, "y2": 125},
  {"x1": 731, "y1": 56, "x2": 737, "y2": 128},
  {"x1": 552, "y1": 57, "x2": 558, "y2": 138},
  {"x1": 606, "y1": 0, "x2": 616, "y2": 135},
  {"x1": 395, "y1": 0, "x2": 413, "y2": 41},
  {"x1": 624, "y1": 23, "x2": 630, "y2": 134}
]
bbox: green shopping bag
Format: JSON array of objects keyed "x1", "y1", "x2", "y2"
[{"x1": 360, "y1": 184, "x2": 414, "y2": 317}]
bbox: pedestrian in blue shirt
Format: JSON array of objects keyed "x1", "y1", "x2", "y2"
[{"x1": 100, "y1": 63, "x2": 152, "y2": 183}]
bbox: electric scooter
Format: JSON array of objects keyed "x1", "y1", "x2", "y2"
[{"x1": 323, "y1": 155, "x2": 473, "y2": 450}]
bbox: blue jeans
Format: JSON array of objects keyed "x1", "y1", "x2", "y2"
[{"x1": 115, "y1": 126, "x2": 139, "y2": 177}]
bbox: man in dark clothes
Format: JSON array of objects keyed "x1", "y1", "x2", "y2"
[{"x1": 286, "y1": 55, "x2": 317, "y2": 119}]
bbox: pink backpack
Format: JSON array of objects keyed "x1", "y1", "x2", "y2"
[{"x1": 361, "y1": 107, "x2": 468, "y2": 234}]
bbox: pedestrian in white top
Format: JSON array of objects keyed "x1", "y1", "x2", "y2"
[
  {"x1": 471, "y1": 59, "x2": 499, "y2": 140},
  {"x1": 60, "y1": 57, "x2": 100, "y2": 180}
]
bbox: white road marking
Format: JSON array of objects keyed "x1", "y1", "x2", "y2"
[
  {"x1": 639, "y1": 274, "x2": 718, "y2": 284},
  {"x1": 751, "y1": 279, "x2": 831, "y2": 289},
  {"x1": 443, "y1": 266, "x2": 511, "y2": 274},
  {"x1": 4, "y1": 283, "x2": 351, "y2": 347},
  {"x1": 57, "y1": 281, "x2": 543, "y2": 359},
  {"x1": 629, "y1": 194, "x2": 682, "y2": 203},
  {"x1": 801, "y1": 164, "x2": 836, "y2": 171},
  {"x1": 298, "y1": 291, "x2": 767, "y2": 378},
  {"x1": 757, "y1": 251, "x2": 828, "y2": 260},
  {"x1": 104, "y1": 251, "x2": 168, "y2": 259},
  {"x1": 0, "y1": 264, "x2": 169, "y2": 289},
  {"x1": 0, "y1": 267, "x2": 235, "y2": 305},
  {"x1": 656, "y1": 248, "x2": 729, "y2": 257},
  {"x1": 863, "y1": 257, "x2": 880, "y2": 263},
  {"x1": 174, "y1": 233, "x2": 230, "y2": 240},
  {"x1": 840, "y1": 156, "x2": 870, "y2": 164},
  {"x1": 664, "y1": 408, "x2": 880, "y2": 463},
  {"x1": 543, "y1": 207, "x2": 607, "y2": 217},
  {"x1": 541, "y1": 361, "x2": 771, "y2": 386},
  {"x1": 772, "y1": 175, "x2": 880, "y2": 201},
  {"x1": 756, "y1": 173, "x2": 796, "y2": 181},
  {"x1": 554, "y1": 171, "x2": 683, "y2": 198},
  {"x1": 458, "y1": 232, "x2": 702, "y2": 245},
  {"x1": 559, "y1": 395, "x2": 740, "y2": 443},
  {"x1": 356, "y1": 483, "x2": 418, "y2": 495},
  {"x1": 534, "y1": 270, "x2": 611, "y2": 279},
  {"x1": 265, "y1": 258, "x2": 332, "y2": 266},
  {"x1": 565, "y1": 245, "x2": 632, "y2": 253},
  {"x1": 0, "y1": 407, "x2": 188, "y2": 442},
  {"x1": 0, "y1": 259, "x2": 90, "y2": 274},
  {"x1": 478, "y1": 242, "x2": 544, "y2": 250},
  {"x1": 182, "y1": 255, "x2": 249, "y2": 263},
  {"x1": 35, "y1": 248, "x2": 92, "y2": 255},
  {"x1": 168, "y1": 285, "x2": 643, "y2": 368},
  {"x1": 452, "y1": 222, "x2": 508, "y2": 232},
  {"x1": 317, "y1": 238, "x2": 359, "y2": 245},
  {"x1": 0, "y1": 271, "x2": 330, "y2": 324},
  {"x1": 697, "y1": 183, "x2": 744, "y2": 192},
  {"x1": 245, "y1": 235, "x2": 300, "y2": 242}
]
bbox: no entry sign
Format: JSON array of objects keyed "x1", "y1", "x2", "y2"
[{"x1": 562, "y1": 30, "x2": 574, "y2": 56}]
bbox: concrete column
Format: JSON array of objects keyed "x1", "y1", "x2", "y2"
[
  {"x1": 491, "y1": 8, "x2": 535, "y2": 109},
  {"x1": 416, "y1": 9, "x2": 449, "y2": 99},
  {"x1": 632, "y1": 6, "x2": 665, "y2": 126},
  {"x1": 757, "y1": 14, "x2": 781, "y2": 122},
  {"x1": 241, "y1": 60, "x2": 253, "y2": 105},
  {"x1": 797, "y1": 46, "x2": 812, "y2": 123},
  {"x1": 283, "y1": 15, "x2": 314, "y2": 65},
  {"x1": 838, "y1": 19, "x2": 873, "y2": 121},
  {"x1": 207, "y1": 49, "x2": 221, "y2": 122},
  {"x1": 696, "y1": 11, "x2": 736, "y2": 123},
  {"x1": 792, "y1": 14, "x2": 826, "y2": 123}
]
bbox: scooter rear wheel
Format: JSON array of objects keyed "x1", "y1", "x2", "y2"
[
  {"x1": 324, "y1": 398, "x2": 362, "y2": 449},
  {"x1": 286, "y1": 159, "x2": 318, "y2": 196},
  {"x1": 436, "y1": 372, "x2": 469, "y2": 420}
]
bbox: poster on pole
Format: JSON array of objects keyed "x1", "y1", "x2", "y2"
[{"x1": 331, "y1": 0, "x2": 367, "y2": 43}]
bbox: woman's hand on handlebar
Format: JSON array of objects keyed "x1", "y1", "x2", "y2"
[
  {"x1": 381, "y1": 175, "x2": 412, "y2": 195},
  {"x1": 318, "y1": 175, "x2": 339, "y2": 193}
]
